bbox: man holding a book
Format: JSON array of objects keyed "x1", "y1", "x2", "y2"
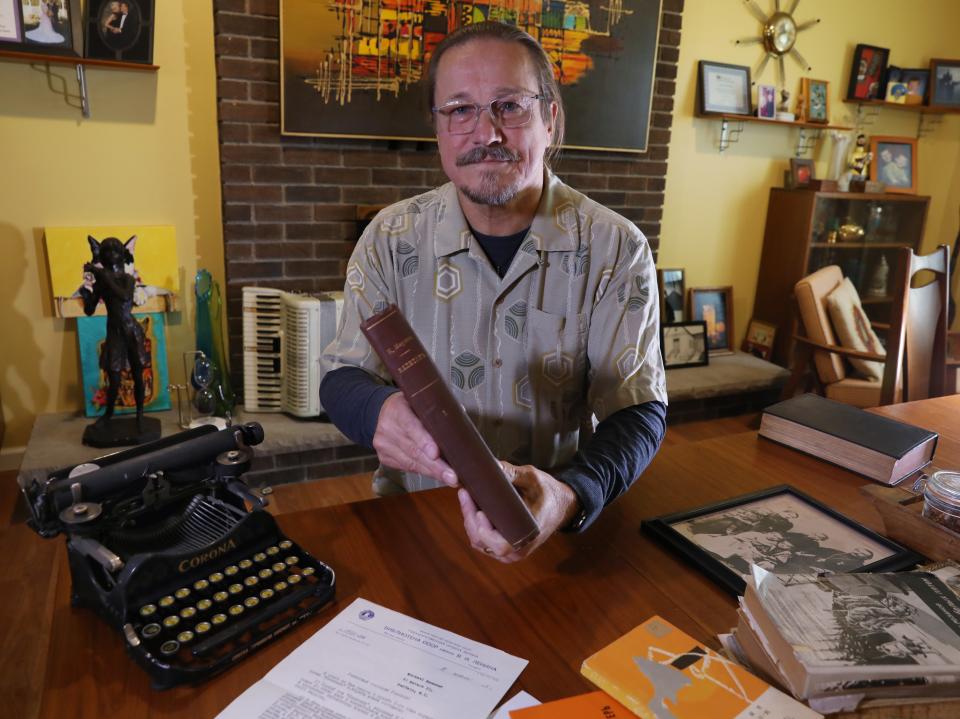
[{"x1": 320, "y1": 22, "x2": 667, "y2": 561}]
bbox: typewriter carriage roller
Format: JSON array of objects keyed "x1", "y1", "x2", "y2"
[{"x1": 20, "y1": 422, "x2": 336, "y2": 690}]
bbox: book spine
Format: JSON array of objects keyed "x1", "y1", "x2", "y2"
[
  {"x1": 360, "y1": 305, "x2": 539, "y2": 549},
  {"x1": 580, "y1": 663, "x2": 653, "y2": 719}
]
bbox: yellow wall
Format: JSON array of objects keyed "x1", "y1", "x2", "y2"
[
  {"x1": 0, "y1": 1, "x2": 224, "y2": 456},
  {"x1": 661, "y1": 0, "x2": 960, "y2": 348}
]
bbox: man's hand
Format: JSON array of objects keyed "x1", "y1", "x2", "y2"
[
  {"x1": 372, "y1": 393, "x2": 457, "y2": 486},
  {"x1": 458, "y1": 461, "x2": 581, "y2": 563}
]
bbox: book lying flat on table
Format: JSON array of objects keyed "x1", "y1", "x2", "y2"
[
  {"x1": 580, "y1": 615, "x2": 821, "y2": 719},
  {"x1": 360, "y1": 304, "x2": 539, "y2": 549},
  {"x1": 759, "y1": 393, "x2": 938, "y2": 485},
  {"x1": 509, "y1": 691, "x2": 630, "y2": 718}
]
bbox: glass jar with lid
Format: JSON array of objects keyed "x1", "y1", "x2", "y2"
[{"x1": 922, "y1": 471, "x2": 960, "y2": 533}]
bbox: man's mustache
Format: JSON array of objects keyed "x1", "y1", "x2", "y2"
[{"x1": 455, "y1": 146, "x2": 520, "y2": 166}]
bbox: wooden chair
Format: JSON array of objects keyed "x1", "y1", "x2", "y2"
[{"x1": 784, "y1": 245, "x2": 950, "y2": 407}]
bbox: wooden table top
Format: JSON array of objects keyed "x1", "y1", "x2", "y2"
[{"x1": 3, "y1": 395, "x2": 959, "y2": 719}]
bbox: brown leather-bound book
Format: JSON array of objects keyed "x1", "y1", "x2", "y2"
[{"x1": 360, "y1": 304, "x2": 540, "y2": 549}]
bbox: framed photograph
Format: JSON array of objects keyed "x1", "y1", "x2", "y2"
[
  {"x1": 3, "y1": 0, "x2": 81, "y2": 56},
  {"x1": 281, "y1": 0, "x2": 662, "y2": 152},
  {"x1": 929, "y1": 59, "x2": 960, "y2": 109},
  {"x1": 657, "y1": 268, "x2": 685, "y2": 324},
  {"x1": 660, "y1": 321, "x2": 708, "y2": 370},
  {"x1": 870, "y1": 135, "x2": 918, "y2": 194},
  {"x1": 756, "y1": 83, "x2": 776, "y2": 119},
  {"x1": 741, "y1": 319, "x2": 777, "y2": 360},
  {"x1": 690, "y1": 286, "x2": 734, "y2": 355},
  {"x1": 789, "y1": 157, "x2": 815, "y2": 187},
  {"x1": 84, "y1": 0, "x2": 155, "y2": 64},
  {"x1": 642, "y1": 485, "x2": 924, "y2": 595},
  {"x1": 801, "y1": 78, "x2": 829, "y2": 122},
  {"x1": 697, "y1": 60, "x2": 752, "y2": 116},
  {"x1": 885, "y1": 67, "x2": 929, "y2": 105},
  {"x1": 846, "y1": 44, "x2": 889, "y2": 101}
]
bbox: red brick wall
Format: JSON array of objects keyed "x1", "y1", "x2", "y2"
[{"x1": 214, "y1": 0, "x2": 683, "y2": 387}]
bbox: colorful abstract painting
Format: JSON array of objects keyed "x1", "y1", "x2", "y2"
[
  {"x1": 281, "y1": 0, "x2": 662, "y2": 152},
  {"x1": 77, "y1": 312, "x2": 171, "y2": 417}
]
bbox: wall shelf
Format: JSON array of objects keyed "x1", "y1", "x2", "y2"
[
  {"x1": 696, "y1": 112, "x2": 853, "y2": 156},
  {"x1": 0, "y1": 49, "x2": 158, "y2": 118},
  {"x1": 845, "y1": 98, "x2": 960, "y2": 138}
]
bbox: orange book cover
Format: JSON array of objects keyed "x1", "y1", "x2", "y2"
[
  {"x1": 581, "y1": 616, "x2": 822, "y2": 719},
  {"x1": 509, "y1": 691, "x2": 630, "y2": 718}
]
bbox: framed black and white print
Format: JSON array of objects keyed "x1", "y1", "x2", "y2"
[
  {"x1": 642, "y1": 485, "x2": 923, "y2": 595},
  {"x1": 657, "y1": 268, "x2": 685, "y2": 324},
  {"x1": 84, "y1": 0, "x2": 154, "y2": 64},
  {"x1": 660, "y1": 321, "x2": 708, "y2": 370},
  {"x1": 929, "y1": 59, "x2": 960, "y2": 109}
]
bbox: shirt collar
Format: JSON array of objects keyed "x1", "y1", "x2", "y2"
[{"x1": 434, "y1": 168, "x2": 580, "y2": 258}]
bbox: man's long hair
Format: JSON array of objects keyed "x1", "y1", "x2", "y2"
[{"x1": 425, "y1": 21, "x2": 565, "y2": 167}]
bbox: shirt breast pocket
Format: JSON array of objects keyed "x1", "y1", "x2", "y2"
[{"x1": 525, "y1": 307, "x2": 587, "y2": 392}]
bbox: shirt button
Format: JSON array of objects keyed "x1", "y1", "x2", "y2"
[{"x1": 493, "y1": 358, "x2": 502, "y2": 368}]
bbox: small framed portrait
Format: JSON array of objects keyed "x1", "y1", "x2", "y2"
[
  {"x1": 697, "y1": 60, "x2": 752, "y2": 116},
  {"x1": 801, "y1": 78, "x2": 829, "y2": 123},
  {"x1": 689, "y1": 286, "x2": 734, "y2": 355},
  {"x1": 929, "y1": 59, "x2": 960, "y2": 109},
  {"x1": 846, "y1": 44, "x2": 889, "y2": 101},
  {"x1": 641, "y1": 485, "x2": 924, "y2": 595},
  {"x1": 885, "y1": 67, "x2": 929, "y2": 105},
  {"x1": 660, "y1": 322, "x2": 708, "y2": 370},
  {"x1": 2, "y1": 0, "x2": 82, "y2": 56},
  {"x1": 657, "y1": 268, "x2": 685, "y2": 324},
  {"x1": 789, "y1": 157, "x2": 815, "y2": 188},
  {"x1": 741, "y1": 319, "x2": 777, "y2": 360},
  {"x1": 870, "y1": 135, "x2": 918, "y2": 194},
  {"x1": 756, "y1": 83, "x2": 776, "y2": 119},
  {"x1": 84, "y1": 0, "x2": 155, "y2": 64}
]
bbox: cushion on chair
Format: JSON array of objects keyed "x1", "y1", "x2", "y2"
[
  {"x1": 825, "y1": 278, "x2": 886, "y2": 380},
  {"x1": 825, "y1": 377, "x2": 882, "y2": 408},
  {"x1": 794, "y1": 266, "x2": 846, "y2": 384}
]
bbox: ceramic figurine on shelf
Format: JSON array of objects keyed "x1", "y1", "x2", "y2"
[
  {"x1": 849, "y1": 133, "x2": 872, "y2": 178},
  {"x1": 79, "y1": 235, "x2": 161, "y2": 448},
  {"x1": 776, "y1": 88, "x2": 795, "y2": 121}
]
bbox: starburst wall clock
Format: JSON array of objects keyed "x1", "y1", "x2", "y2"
[{"x1": 735, "y1": 0, "x2": 821, "y2": 87}]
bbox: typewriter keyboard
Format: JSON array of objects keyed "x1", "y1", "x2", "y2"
[{"x1": 130, "y1": 538, "x2": 334, "y2": 674}]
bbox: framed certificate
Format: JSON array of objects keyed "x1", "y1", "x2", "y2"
[
  {"x1": 697, "y1": 60, "x2": 752, "y2": 115},
  {"x1": 0, "y1": 0, "x2": 23, "y2": 43}
]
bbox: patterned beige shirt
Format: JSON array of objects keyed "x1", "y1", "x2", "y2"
[{"x1": 323, "y1": 171, "x2": 667, "y2": 492}]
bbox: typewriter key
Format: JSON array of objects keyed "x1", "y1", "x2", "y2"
[
  {"x1": 278, "y1": 540, "x2": 293, "y2": 550},
  {"x1": 266, "y1": 545, "x2": 280, "y2": 556},
  {"x1": 253, "y1": 552, "x2": 267, "y2": 563},
  {"x1": 259, "y1": 588, "x2": 275, "y2": 601},
  {"x1": 139, "y1": 603, "x2": 157, "y2": 618},
  {"x1": 180, "y1": 606, "x2": 197, "y2": 620},
  {"x1": 285, "y1": 555, "x2": 300, "y2": 566},
  {"x1": 228, "y1": 604, "x2": 244, "y2": 617},
  {"x1": 141, "y1": 623, "x2": 162, "y2": 639},
  {"x1": 228, "y1": 583, "x2": 243, "y2": 595},
  {"x1": 158, "y1": 595, "x2": 175, "y2": 609},
  {"x1": 193, "y1": 578, "x2": 210, "y2": 592},
  {"x1": 213, "y1": 590, "x2": 229, "y2": 603},
  {"x1": 162, "y1": 615, "x2": 181, "y2": 629},
  {"x1": 287, "y1": 573, "x2": 302, "y2": 585},
  {"x1": 272, "y1": 562, "x2": 286, "y2": 573},
  {"x1": 243, "y1": 576, "x2": 259, "y2": 588},
  {"x1": 211, "y1": 613, "x2": 227, "y2": 626},
  {"x1": 196, "y1": 598, "x2": 213, "y2": 612},
  {"x1": 177, "y1": 630, "x2": 195, "y2": 644},
  {"x1": 224, "y1": 565, "x2": 239, "y2": 576},
  {"x1": 209, "y1": 571, "x2": 225, "y2": 584},
  {"x1": 301, "y1": 566, "x2": 316, "y2": 577},
  {"x1": 159, "y1": 640, "x2": 180, "y2": 656},
  {"x1": 195, "y1": 621, "x2": 212, "y2": 635},
  {"x1": 238, "y1": 559, "x2": 253, "y2": 570},
  {"x1": 273, "y1": 581, "x2": 288, "y2": 593},
  {"x1": 243, "y1": 596, "x2": 260, "y2": 609},
  {"x1": 258, "y1": 568, "x2": 273, "y2": 580},
  {"x1": 174, "y1": 587, "x2": 191, "y2": 601}
]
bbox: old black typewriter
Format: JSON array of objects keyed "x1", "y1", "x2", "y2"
[{"x1": 20, "y1": 422, "x2": 335, "y2": 690}]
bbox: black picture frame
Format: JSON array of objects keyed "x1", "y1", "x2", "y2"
[
  {"x1": 929, "y1": 58, "x2": 960, "y2": 109},
  {"x1": 846, "y1": 44, "x2": 889, "y2": 101},
  {"x1": 697, "y1": 60, "x2": 752, "y2": 115},
  {"x1": 642, "y1": 485, "x2": 924, "y2": 595},
  {"x1": 657, "y1": 267, "x2": 685, "y2": 324},
  {"x1": 660, "y1": 321, "x2": 708, "y2": 370},
  {"x1": 1, "y1": 0, "x2": 82, "y2": 57},
  {"x1": 84, "y1": 0, "x2": 154, "y2": 64}
]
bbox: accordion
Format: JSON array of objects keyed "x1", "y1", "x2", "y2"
[{"x1": 20, "y1": 422, "x2": 335, "y2": 689}]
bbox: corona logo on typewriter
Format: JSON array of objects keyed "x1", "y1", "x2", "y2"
[{"x1": 178, "y1": 538, "x2": 238, "y2": 573}]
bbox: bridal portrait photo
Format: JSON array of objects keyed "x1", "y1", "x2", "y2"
[{"x1": 21, "y1": 0, "x2": 73, "y2": 48}]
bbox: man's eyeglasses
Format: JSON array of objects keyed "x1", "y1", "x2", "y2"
[{"x1": 432, "y1": 94, "x2": 545, "y2": 135}]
